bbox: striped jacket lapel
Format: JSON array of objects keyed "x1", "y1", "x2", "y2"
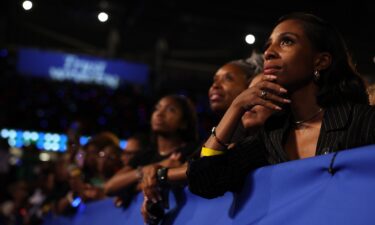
[{"x1": 316, "y1": 103, "x2": 353, "y2": 154}]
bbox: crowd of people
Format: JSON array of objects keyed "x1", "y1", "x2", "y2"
[
  {"x1": 1, "y1": 12, "x2": 375, "y2": 225},
  {"x1": 0, "y1": 74, "x2": 149, "y2": 136}
]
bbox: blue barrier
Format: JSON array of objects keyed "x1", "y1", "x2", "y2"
[{"x1": 43, "y1": 145, "x2": 375, "y2": 225}]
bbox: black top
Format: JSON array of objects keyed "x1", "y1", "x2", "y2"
[
  {"x1": 130, "y1": 141, "x2": 199, "y2": 168},
  {"x1": 117, "y1": 141, "x2": 199, "y2": 208},
  {"x1": 187, "y1": 103, "x2": 375, "y2": 199}
]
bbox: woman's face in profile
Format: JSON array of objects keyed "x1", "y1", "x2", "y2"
[
  {"x1": 151, "y1": 97, "x2": 185, "y2": 134},
  {"x1": 208, "y1": 63, "x2": 248, "y2": 114},
  {"x1": 264, "y1": 19, "x2": 318, "y2": 90}
]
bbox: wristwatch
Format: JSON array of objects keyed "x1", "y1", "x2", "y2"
[{"x1": 156, "y1": 167, "x2": 169, "y2": 186}]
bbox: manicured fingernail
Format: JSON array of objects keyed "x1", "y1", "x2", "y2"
[
  {"x1": 280, "y1": 88, "x2": 287, "y2": 93},
  {"x1": 266, "y1": 75, "x2": 277, "y2": 79},
  {"x1": 275, "y1": 106, "x2": 282, "y2": 110},
  {"x1": 284, "y1": 99, "x2": 291, "y2": 103}
]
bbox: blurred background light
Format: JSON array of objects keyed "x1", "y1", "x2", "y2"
[
  {"x1": 39, "y1": 152, "x2": 51, "y2": 161},
  {"x1": 22, "y1": 0, "x2": 33, "y2": 11},
  {"x1": 98, "y1": 12, "x2": 108, "y2": 22},
  {"x1": 1, "y1": 128, "x2": 124, "y2": 152},
  {"x1": 245, "y1": 34, "x2": 256, "y2": 45}
]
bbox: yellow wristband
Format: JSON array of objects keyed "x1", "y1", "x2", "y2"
[{"x1": 200, "y1": 147, "x2": 225, "y2": 157}]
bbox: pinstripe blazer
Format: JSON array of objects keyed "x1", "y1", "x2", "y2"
[{"x1": 187, "y1": 102, "x2": 375, "y2": 199}]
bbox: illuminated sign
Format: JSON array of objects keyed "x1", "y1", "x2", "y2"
[
  {"x1": 49, "y1": 55, "x2": 120, "y2": 88},
  {"x1": 1, "y1": 128, "x2": 127, "y2": 152},
  {"x1": 17, "y1": 48, "x2": 149, "y2": 88}
]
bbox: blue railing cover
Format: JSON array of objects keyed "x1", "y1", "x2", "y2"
[{"x1": 43, "y1": 145, "x2": 375, "y2": 225}]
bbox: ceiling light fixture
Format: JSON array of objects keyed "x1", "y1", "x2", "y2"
[
  {"x1": 98, "y1": 12, "x2": 109, "y2": 22},
  {"x1": 245, "y1": 34, "x2": 256, "y2": 45},
  {"x1": 22, "y1": 0, "x2": 33, "y2": 11}
]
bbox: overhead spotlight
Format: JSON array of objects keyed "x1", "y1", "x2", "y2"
[
  {"x1": 245, "y1": 34, "x2": 256, "y2": 45},
  {"x1": 22, "y1": 0, "x2": 33, "y2": 11},
  {"x1": 98, "y1": 12, "x2": 109, "y2": 22}
]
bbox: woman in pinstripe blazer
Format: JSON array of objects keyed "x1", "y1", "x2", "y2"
[{"x1": 187, "y1": 12, "x2": 375, "y2": 199}]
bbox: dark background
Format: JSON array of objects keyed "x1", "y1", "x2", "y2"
[{"x1": 1, "y1": 0, "x2": 374, "y2": 137}]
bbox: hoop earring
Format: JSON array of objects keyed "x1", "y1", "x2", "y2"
[{"x1": 314, "y1": 70, "x2": 320, "y2": 82}]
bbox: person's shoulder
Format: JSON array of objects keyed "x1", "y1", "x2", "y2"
[
  {"x1": 342, "y1": 103, "x2": 375, "y2": 125},
  {"x1": 177, "y1": 141, "x2": 202, "y2": 158},
  {"x1": 128, "y1": 146, "x2": 156, "y2": 167},
  {"x1": 351, "y1": 103, "x2": 375, "y2": 115},
  {"x1": 184, "y1": 141, "x2": 202, "y2": 153},
  {"x1": 325, "y1": 101, "x2": 374, "y2": 115}
]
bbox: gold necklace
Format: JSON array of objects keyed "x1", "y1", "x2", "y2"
[{"x1": 294, "y1": 108, "x2": 323, "y2": 126}]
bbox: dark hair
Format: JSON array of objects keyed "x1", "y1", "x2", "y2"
[
  {"x1": 104, "y1": 143, "x2": 123, "y2": 158},
  {"x1": 85, "y1": 131, "x2": 120, "y2": 150},
  {"x1": 277, "y1": 13, "x2": 369, "y2": 107},
  {"x1": 126, "y1": 132, "x2": 150, "y2": 151},
  {"x1": 152, "y1": 94, "x2": 198, "y2": 143},
  {"x1": 228, "y1": 51, "x2": 264, "y2": 82}
]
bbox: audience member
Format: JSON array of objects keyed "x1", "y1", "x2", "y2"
[
  {"x1": 105, "y1": 95, "x2": 199, "y2": 223},
  {"x1": 187, "y1": 12, "x2": 375, "y2": 199},
  {"x1": 140, "y1": 53, "x2": 266, "y2": 223}
]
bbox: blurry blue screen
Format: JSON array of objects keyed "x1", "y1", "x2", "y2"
[{"x1": 17, "y1": 48, "x2": 149, "y2": 88}]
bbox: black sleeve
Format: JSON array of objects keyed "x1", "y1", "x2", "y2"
[
  {"x1": 128, "y1": 148, "x2": 155, "y2": 168},
  {"x1": 177, "y1": 141, "x2": 201, "y2": 162},
  {"x1": 186, "y1": 133, "x2": 268, "y2": 199}
]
